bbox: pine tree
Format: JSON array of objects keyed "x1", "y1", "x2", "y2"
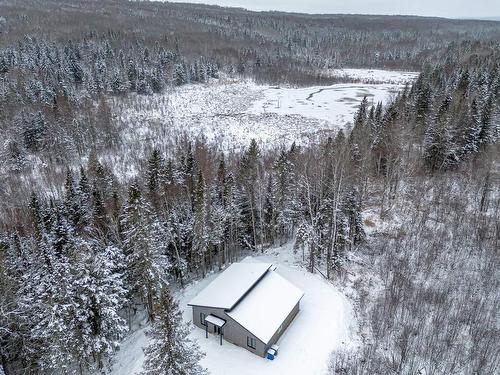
[
  {"x1": 109, "y1": 66, "x2": 129, "y2": 95},
  {"x1": 273, "y1": 149, "x2": 295, "y2": 244},
  {"x1": 121, "y1": 184, "x2": 170, "y2": 321},
  {"x1": 25, "y1": 212, "x2": 82, "y2": 372},
  {"x1": 173, "y1": 63, "x2": 188, "y2": 86},
  {"x1": 0, "y1": 55, "x2": 8, "y2": 74},
  {"x1": 141, "y1": 288, "x2": 207, "y2": 375},
  {"x1": 127, "y1": 60, "x2": 137, "y2": 91},
  {"x1": 461, "y1": 99, "x2": 482, "y2": 157},
  {"x1": 423, "y1": 96, "x2": 458, "y2": 170},
  {"x1": 478, "y1": 93, "x2": 494, "y2": 145},
  {"x1": 146, "y1": 148, "x2": 164, "y2": 208},
  {"x1": 354, "y1": 96, "x2": 368, "y2": 128},
  {"x1": 415, "y1": 81, "x2": 432, "y2": 127},
  {"x1": 72, "y1": 242, "x2": 128, "y2": 371},
  {"x1": 29, "y1": 192, "x2": 43, "y2": 240},
  {"x1": 69, "y1": 54, "x2": 84, "y2": 86},
  {"x1": 21, "y1": 111, "x2": 46, "y2": 152},
  {"x1": 64, "y1": 169, "x2": 84, "y2": 229}
]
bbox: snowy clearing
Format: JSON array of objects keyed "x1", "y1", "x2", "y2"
[
  {"x1": 247, "y1": 82, "x2": 409, "y2": 123},
  {"x1": 113, "y1": 69, "x2": 417, "y2": 150},
  {"x1": 107, "y1": 69, "x2": 417, "y2": 179},
  {"x1": 109, "y1": 243, "x2": 357, "y2": 375}
]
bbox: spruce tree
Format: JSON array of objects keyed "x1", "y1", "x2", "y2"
[
  {"x1": 141, "y1": 288, "x2": 207, "y2": 375},
  {"x1": 121, "y1": 184, "x2": 170, "y2": 321}
]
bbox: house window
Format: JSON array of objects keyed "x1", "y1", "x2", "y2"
[
  {"x1": 200, "y1": 313, "x2": 206, "y2": 326},
  {"x1": 247, "y1": 336, "x2": 256, "y2": 349}
]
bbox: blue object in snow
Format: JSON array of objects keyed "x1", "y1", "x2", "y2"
[{"x1": 266, "y1": 349, "x2": 276, "y2": 360}]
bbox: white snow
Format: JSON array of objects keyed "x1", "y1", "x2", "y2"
[
  {"x1": 205, "y1": 314, "x2": 226, "y2": 327},
  {"x1": 108, "y1": 328, "x2": 147, "y2": 375},
  {"x1": 187, "y1": 246, "x2": 356, "y2": 375},
  {"x1": 188, "y1": 262, "x2": 272, "y2": 309},
  {"x1": 110, "y1": 69, "x2": 418, "y2": 173},
  {"x1": 247, "y1": 83, "x2": 408, "y2": 123},
  {"x1": 108, "y1": 243, "x2": 356, "y2": 375},
  {"x1": 227, "y1": 270, "x2": 304, "y2": 345}
]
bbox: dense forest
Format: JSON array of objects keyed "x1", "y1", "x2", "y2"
[{"x1": 0, "y1": 1, "x2": 499, "y2": 374}]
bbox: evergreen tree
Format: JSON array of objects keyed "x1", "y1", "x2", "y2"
[
  {"x1": 461, "y1": 99, "x2": 482, "y2": 157},
  {"x1": 72, "y1": 242, "x2": 128, "y2": 371},
  {"x1": 478, "y1": 93, "x2": 495, "y2": 145},
  {"x1": 141, "y1": 288, "x2": 207, "y2": 375},
  {"x1": 121, "y1": 184, "x2": 170, "y2": 321},
  {"x1": 0, "y1": 55, "x2": 8, "y2": 74},
  {"x1": 21, "y1": 111, "x2": 46, "y2": 152},
  {"x1": 423, "y1": 96, "x2": 458, "y2": 170},
  {"x1": 173, "y1": 63, "x2": 188, "y2": 86},
  {"x1": 146, "y1": 148, "x2": 164, "y2": 208}
]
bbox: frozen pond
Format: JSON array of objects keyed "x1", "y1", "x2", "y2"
[
  {"x1": 248, "y1": 83, "x2": 410, "y2": 124},
  {"x1": 247, "y1": 68, "x2": 418, "y2": 124}
]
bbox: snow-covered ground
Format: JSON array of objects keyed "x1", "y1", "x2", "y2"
[
  {"x1": 113, "y1": 69, "x2": 417, "y2": 150},
  {"x1": 247, "y1": 83, "x2": 406, "y2": 123},
  {"x1": 109, "y1": 243, "x2": 357, "y2": 375}
]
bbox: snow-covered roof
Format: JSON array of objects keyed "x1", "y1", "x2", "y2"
[
  {"x1": 205, "y1": 315, "x2": 226, "y2": 327},
  {"x1": 227, "y1": 270, "x2": 304, "y2": 344},
  {"x1": 188, "y1": 263, "x2": 272, "y2": 310}
]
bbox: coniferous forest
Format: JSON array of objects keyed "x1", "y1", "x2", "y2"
[{"x1": 0, "y1": 1, "x2": 499, "y2": 374}]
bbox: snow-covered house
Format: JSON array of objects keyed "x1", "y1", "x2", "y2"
[{"x1": 188, "y1": 262, "x2": 304, "y2": 357}]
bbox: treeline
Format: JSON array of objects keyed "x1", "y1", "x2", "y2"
[
  {"x1": 348, "y1": 47, "x2": 499, "y2": 179},
  {"x1": 2, "y1": 0, "x2": 500, "y2": 83},
  {"x1": 0, "y1": 131, "x2": 367, "y2": 373}
]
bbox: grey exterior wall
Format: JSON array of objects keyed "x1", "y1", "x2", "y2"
[
  {"x1": 191, "y1": 301, "x2": 301, "y2": 357},
  {"x1": 192, "y1": 305, "x2": 266, "y2": 356},
  {"x1": 264, "y1": 301, "x2": 300, "y2": 354}
]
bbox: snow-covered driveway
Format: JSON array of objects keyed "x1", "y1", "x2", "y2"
[
  {"x1": 110, "y1": 243, "x2": 356, "y2": 375},
  {"x1": 183, "y1": 249, "x2": 355, "y2": 375}
]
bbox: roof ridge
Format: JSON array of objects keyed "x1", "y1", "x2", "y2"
[
  {"x1": 187, "y1": 262, "x2": 273, "y2": 309},
  {"x1": 227, "y1": 264, "x2": 273, "y2": 311}
]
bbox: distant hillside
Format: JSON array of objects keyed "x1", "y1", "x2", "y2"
[{"x1": 462, "y1": 16, "x2": 500, "y2": 21}]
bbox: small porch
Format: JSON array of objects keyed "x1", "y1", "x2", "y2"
[{"x1": 205, "y1": 314, "x2": 226, "y2": 345}]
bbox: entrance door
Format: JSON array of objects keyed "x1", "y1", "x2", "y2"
[{"x1": 214, "y1": 325, "x2": 221, "y2": 335}]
